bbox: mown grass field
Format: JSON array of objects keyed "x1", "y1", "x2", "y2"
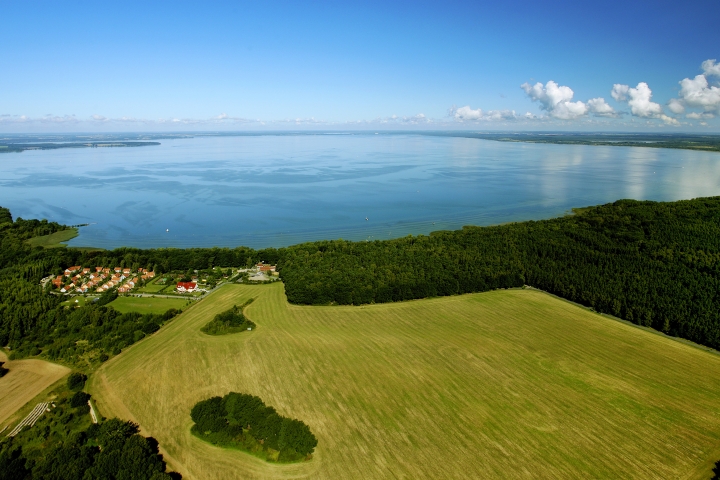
[
  {"x1": 88, "y1": 283, "x2": 720, "y2": 479},
  {"x1": 25, "y1": 228, "x2": 78, "y2": 248},
  {"x1": 0, "y1": 351, "x2": 70, "y2": 426},
  {"x1": 108, "y1": 296, "x2": 187, "y2": 315}
]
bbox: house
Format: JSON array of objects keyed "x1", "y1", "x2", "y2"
[
  {"x1": 52, "y1": 276, "x2": 63, "y2": 288},
  {"x1": 114, "y1": 267, "x2": 122, "y2": 273},
  {"x1": 176, "y1": 282, "x2": 197, "y2": 293},
  {"x1": 118, "y1": 285, "x2": 131, "y2": 293},
  {"x1": 82, "y1": 268, "x2": 91, "y2": 274},
  {"x1": 65, "y1": 266, "x2": 81, "y2": 276},
  {"x1": 145, "y1": 271, "x2": 155, "y2": 278},
  {"x1": 122, "y1": 268, "x2": 131, "y2": 275},
  {"x1": 103, "y1": 268, "x2": 111, "y2": 274},
  {"x1": 96, "y1": 267, "x2": 103, "y2": 272},
  {"x1": 60, "y1": 283, "x2": 75, "y2": 293}
]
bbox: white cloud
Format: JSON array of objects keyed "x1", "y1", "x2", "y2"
[
  {"x1": 667, "y1": 98, "x2": 685, "y2": 114},
  {"x1": 686, "y1": 112, "x2": 715, "y2": 119},
  {"x1": 611, "y1": 84, "x2": 629, "y2": 102},
  {"x1": 521, "y1": 80, "x2": 588, "y2": 119},
  {"x1": 454, "y1": 106, "x2": 483, "y2": 120},
  {"x1": 586, "y1": 97, "x2": 617, "y2": 117},
  {"x1": 612, "y1": 82, "x2": 666, "y2": 118},
  {"x1": 91, "y1": 114, "x2": 108, "y2": 121},
  {"x1": 451, "y1": 105, "x2": 517, "y2": 122},
  {"x1": 702, "y1": 59, "x2": 720, "y2": 77},
  {"x1": 678, "y1": 74, "x2": 720, "y2": 113}
]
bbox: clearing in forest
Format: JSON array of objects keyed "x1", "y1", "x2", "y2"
[
  {"x1": 0, "y1": 351, "x2": 70, "y2": 425},
  {"x1": 89, "y1": 283, "x2": 720, "y2": 480}
]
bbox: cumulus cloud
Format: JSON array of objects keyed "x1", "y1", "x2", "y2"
[
  {"x1": 586, "y1": 97, "x2": 617, "y2": 117},
  {"x1": 611, "y1": 82, "x2": 677, "y2": 124},
  {"x1": 678, "y1": 75, "x2": 720, "y2": 113},
  {"x1": 666, "y1": 60, "x2": 720, "y2": 122},
  {"x1": 521, "y1": 80, "x2": 588, "y2": 119},
  {"x1": 702, "y1": 59, "x2": 720, "y2": 77},
  {"x1": 453, "y1": 106, "x2": 483, "y2": 120},
  {"x1": 611, "y1": 84, "x2": 629, "y2": 102},
  {"x1": 667, "y1": 98, "x2": 685, "y2": 114},
  {"x1": 451, "y1": 105, "x2": 517, "y2": 122}
]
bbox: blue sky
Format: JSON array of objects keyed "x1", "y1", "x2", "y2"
[{"x1": 1, "y1": 0, "x2": 719, "y2": 131}]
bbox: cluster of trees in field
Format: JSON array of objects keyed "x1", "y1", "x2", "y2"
[
  {"x1": 191, "y1": 392, "x2": 317, "y2": 462},
  {"x1": 201, "y1": 299, "x2": 255, "y2": 335},
  {"x1": 277, "y1": 197, "x2": 720, "y2": 350},
  {"x1": 0, "y1": 385, "x2": 178, "y2": 480}
]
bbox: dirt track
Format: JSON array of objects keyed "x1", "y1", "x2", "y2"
[{"x1": 0, "y1": 351, "x2": 70, "y2": 425}]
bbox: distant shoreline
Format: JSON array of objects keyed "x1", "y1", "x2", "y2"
[{"x1": 0, "y1": 141, "x2": 160, "y2": 153}]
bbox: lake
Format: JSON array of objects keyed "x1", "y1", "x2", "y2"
[{"x1": 2, "y1": 133, "x2": 719, "y2": 249}]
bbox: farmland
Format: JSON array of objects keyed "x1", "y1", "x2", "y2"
[
  {"x1": 0, "y1": 351, "x2": 70, "y2": 426},
  {"x1": 89, "y1": 283, "x2": 720, "y2": 479},
  {"x1": 108, "y1": 296, "x2": 187, "y2": 315}
]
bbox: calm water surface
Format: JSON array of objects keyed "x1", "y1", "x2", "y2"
[{"x1": 1, "y1": 133, "x2": 719, "y2": 249}]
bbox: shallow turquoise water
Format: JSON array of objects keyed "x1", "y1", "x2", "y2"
[{"x1": 1, "y1": 133, "x2": 719, "y2": 249}]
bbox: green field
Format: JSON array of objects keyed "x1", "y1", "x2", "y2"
[
  {"x1": 108, "y1": 296, "x2": 187, "y2": 315},
  {"x1": 137, "y1": 280, "x2": 169, "y2": 293},
  {"x1": 26, "y1": 228, "x2": 78, "y2": 248},
  {"x1": 88, "y1": 283, "x2": 720, "y2": 479}
]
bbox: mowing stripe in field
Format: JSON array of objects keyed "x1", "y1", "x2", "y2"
[{"x1": 89, "y1": 283, "x2": 720, "y2": 480}]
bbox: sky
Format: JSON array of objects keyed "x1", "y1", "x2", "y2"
[{"x1": 1, "y1": 0, "x2": 719, "y2": 132}]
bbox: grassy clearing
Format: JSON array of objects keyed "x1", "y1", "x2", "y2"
[
  {"x1": 89, "y1": 284, "x2": 720, "y2": 479},
  {"x1": 0, "y1": 350, "x2": 71, "y2": 425},
  {"x1": 25, "y1": 228, "x2": 78, "y2": 248},
  {"x1": 108, "y1": 296, "x2": 187, "y2": 315},
  {"x1": 60, "y1": 296, "x2": 97, "y2": 308}
]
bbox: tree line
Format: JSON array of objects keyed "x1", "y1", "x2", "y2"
[
  {"x1": 276, "y1": 197, "x2": 720, "y2": 350},
  {"x1": 191, "y1": 392, "x2": 317, "y2": 462}
]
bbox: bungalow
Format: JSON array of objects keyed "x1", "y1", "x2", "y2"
[
  {"x1": 145, "y1": 271, "x2": 155, "y2": 278},
  {"x1": 118, "y1": 285, "x2": 131, "y2": 293},
  {"x1": 60, "y1": 283, "x2": 75, "y2": 293},
  {"x1": 176, "y1": 282, "x2": 197, "y2": 293},
  {"x1": 114, "y1": 267, "x2": 122, "y2": 273},
  {"x1": 103, "y1": 268, "x2": 111, "y2": 274},
  {"x1": 82, "y1": 268, "x2": 91, "y2": 274},
  {"x1": 52, "y1": 276, "x2": 63, "y2": 288},
  {"x1": 95, "y1": 267, "x2": 103, "y2": 272},
  {"x1": 122, "y1": 268, "x2": 131, "y2": 275}
]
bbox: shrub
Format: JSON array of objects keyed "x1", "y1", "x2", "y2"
[{"x1": 67, "y1": 372, "x2": 87, "y2": 391}]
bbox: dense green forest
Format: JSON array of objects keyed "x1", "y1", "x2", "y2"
[
  {"x1": 0, "y1": 383, "x2": 178, "y2": 480},
  {"x1": 278, "y1": 197, "x2": 720, "y2": 350},
  {"x1": 200, "y1": 299, "x2": 255, "y2": 335},
  {"x1": 191, "y1": 392, "x2": 317, "y2": 462}
]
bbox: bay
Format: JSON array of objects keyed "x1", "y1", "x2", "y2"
[{"x1": 1, "y1": 133, "x2": 719, "y2": 249}]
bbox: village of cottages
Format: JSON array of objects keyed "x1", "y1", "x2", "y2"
[{"x1": 43, "y1": 262, "x2": 279, "y2": 297}]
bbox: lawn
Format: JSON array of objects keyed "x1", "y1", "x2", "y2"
[
  {"x1": 25, "y1": 228, "x2": 78, "y2": 248},
  {"x1": 60, "y1": 296, "x2": 97, "y2": 308},
  {"x1": 89, "y1": 283, "x2": 720, "y2": 479},
  {"x1": 108, "y1": 296, "x2": 187, "y2": 315}
]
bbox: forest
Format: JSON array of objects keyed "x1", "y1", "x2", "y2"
[
  {"x1": 277, "y1": 197, "x2": 720, "y2": 350},
  {"x1": 0, "y1": 378, "x2": 178, "y2": 480},
  {"x1": 190, "y1": 392, "x2": 318, "y2": 462}
]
